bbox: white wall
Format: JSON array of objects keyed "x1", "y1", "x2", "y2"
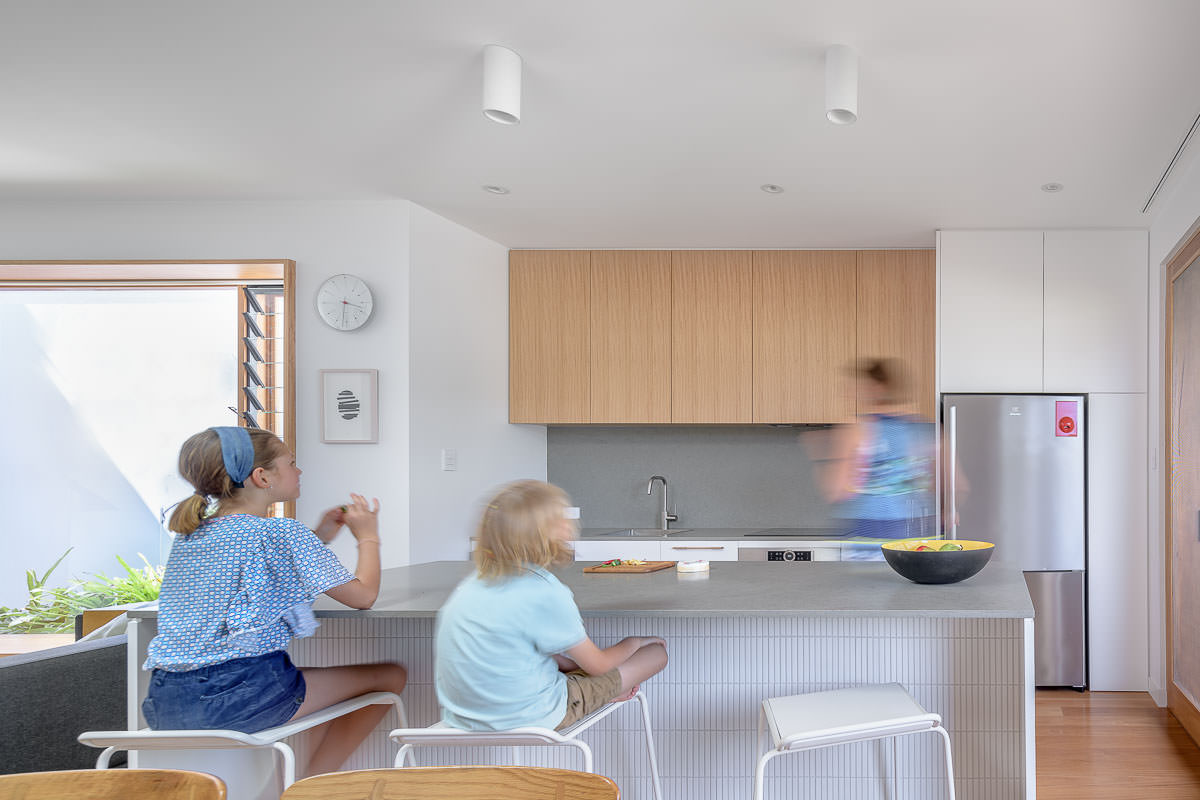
[
  {"x1": 407, "y1": 205, "x2": 546, "y2": 563},
  {"x1": 0, "y1": 200, "x2": 416, "y2": 569},
  {"x1": 1147, "y1": 148, "x2": 1200, "y2": 704}
]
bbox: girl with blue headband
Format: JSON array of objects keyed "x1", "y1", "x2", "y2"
[{"x1": 141, "y1": 426, "x2": 407, "y2": 776}]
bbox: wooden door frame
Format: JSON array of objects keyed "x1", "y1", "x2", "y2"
[{"x1": 1165, "y1": 228, "x2": 1200, "y2": 743}]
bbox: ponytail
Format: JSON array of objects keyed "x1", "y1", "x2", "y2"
[
  {"x1": 170, "y1": 427, "x2": 288, "y2": 535},
  {"x1": 169, "y1": 493, "x2": 211, "y2": 535}
]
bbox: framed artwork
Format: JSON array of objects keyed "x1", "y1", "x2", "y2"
[{"x1": 320, "y1": 369, "x2": 378, "y2": 443}]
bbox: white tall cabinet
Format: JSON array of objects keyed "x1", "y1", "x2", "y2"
[
  {"x1": 1043, "y1": 230, "x2": 1148, "y2": 393},
  {"x1": 939, "y1": 231, "x2": 1044, "y2": 391},
  {"x1": 938, "y1": 229, "x2": 1149, "y2": 692}
]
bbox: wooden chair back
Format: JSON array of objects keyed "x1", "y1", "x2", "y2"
[
  {"x1": 281, "y1": 766, "x2": 620, "y2": 800},
  {"x1": 0, "y1": 768, "x2": 226, "y2": 800}
]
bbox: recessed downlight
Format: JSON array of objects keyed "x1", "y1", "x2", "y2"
[
  {"x1": 482, "y1": 184, "x2": 510, "y2": 195},
  {"x1": 761, "y1": 184, "x2": 785, "y2": 194},
  {"x1": 1041, "y1": 182, "x2": 1064, "y2": 193}
]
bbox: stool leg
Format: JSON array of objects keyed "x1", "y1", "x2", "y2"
[
  {"x1": 891, "y1": 735, "x2": 898, "y2": 800},
  {"x1": 393, "y1": 697, "x2": 408, "y2": 729},
  {"x1": 756, "y1": 704, "x2": 768, "y2": 768},
  {"x1": 564, "y1": 739, "x2": 594, "y2": 773},
  {"x1": 754, "y1": 750, "x2": 779, "y2": 800},
  {"x1": 95, "y1": 746, "x2": 121, "y2": 769},
  {"x1": 634, "y1": 691, "x2": 663, "y2": 800},
  {"x1": 934, "y1": 726, "x2": 956, "y2": 800},
  {"x1": 273, "y1": 742, "x2": 296, "y2": 787}
]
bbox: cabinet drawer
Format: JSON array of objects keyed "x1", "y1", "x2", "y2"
[
  {"x1": 661, "y1": 541, "x2": 741, "y2": 561},
  {"x1": 572, "y1": 540, "x2": 661, "y2": 562}
]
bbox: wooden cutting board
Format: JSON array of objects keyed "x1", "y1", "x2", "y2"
[{"x1": 582, "y1": 561, "x2": 676, "y2": 574}]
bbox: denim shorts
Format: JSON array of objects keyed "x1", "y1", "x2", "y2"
[{"x1": 142, "y1": 650, "x2": 306, "y2": 733}]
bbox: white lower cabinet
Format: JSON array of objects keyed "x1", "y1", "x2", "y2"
[
  {"x1": 571, "y1": 540, "x2": 661, "y2": 562},
  {"x1": 575, "y1": 539, "x2": 845, "y2": 563},
  {"x1": 664, "y1": 540, "x2": 842, "y2": 561}
]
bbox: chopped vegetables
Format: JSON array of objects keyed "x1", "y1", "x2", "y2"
[{"x1": 599, "y1": 558, "x2": 647, "y2": 567}]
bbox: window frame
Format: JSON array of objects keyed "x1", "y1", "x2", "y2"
[{"x1": 0, "y1": 259, "x2": 297, "y2": 517}]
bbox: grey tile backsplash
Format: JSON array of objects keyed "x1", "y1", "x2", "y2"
[{"x1": 546, "y1": 426, "x2": 835, "y2": 529}]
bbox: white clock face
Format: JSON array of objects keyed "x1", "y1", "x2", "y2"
[{"x1": 316, "y1": 274, "x2": 374, "y2": 331}]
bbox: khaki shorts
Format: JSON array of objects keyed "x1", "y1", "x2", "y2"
[{"x1": 556, "y1": 668, "x2": 623, "y2": 730}]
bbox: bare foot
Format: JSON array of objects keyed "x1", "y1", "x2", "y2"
[{"x1": 612, "y1": 684, "x2": 640, "y2": 703}]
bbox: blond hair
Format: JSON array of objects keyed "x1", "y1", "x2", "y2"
[
  {"x1": 475, "y1": 480, "x2": 575, "y2": 578},
  {"x1": 168, "y1": 428, "x2": 289, "y2": 535}
]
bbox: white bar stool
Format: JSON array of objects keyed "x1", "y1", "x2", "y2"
[
  {"x1": 79, "y1": 691, "x2": 406, "y2": 800},
  {"x1": 389, "y1": 687, "x2": 662, "y2": 800},
  {"x1": 754, "y1": 683, "x2": 955, "y2": 800}
]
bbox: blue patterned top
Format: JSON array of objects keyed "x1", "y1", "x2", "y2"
[
  {"x1": 831, "y1": 413, "x2": 936, "y2": 522},
  {"x1": 144, "y1": 514, "x2": 354, "y2": 671}
]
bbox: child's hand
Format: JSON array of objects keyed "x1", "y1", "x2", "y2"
[
  {"x1": 313, "y1": 505, "x2": 346, "y2": 543},
  {"x1": 343, "y1": 493, "x2": 381, "y2": 545}
]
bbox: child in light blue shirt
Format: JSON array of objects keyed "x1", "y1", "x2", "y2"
[{"x1": 435, "y1": 480, "x2": 667, "y2": 731}]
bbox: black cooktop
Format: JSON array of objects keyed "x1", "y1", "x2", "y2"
[{"x1": 745, "y1": 528, "x2": 850, "y2": 538}]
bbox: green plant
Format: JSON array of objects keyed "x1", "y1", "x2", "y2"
[{"x1": 0, "y1": 549, "x2": 163, "y2": 634}]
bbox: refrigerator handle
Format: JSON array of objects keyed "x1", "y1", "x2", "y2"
[{"x1": 948, "y1": 404, "x2": 958, "y2": 540}]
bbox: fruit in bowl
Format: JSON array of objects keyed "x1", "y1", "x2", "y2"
[{"x1": 881, "y1": 539, "x2": 994, "y2": 584}]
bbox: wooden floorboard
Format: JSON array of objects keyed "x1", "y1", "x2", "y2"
[{"x1": 1037, "y1": 690, "x2": 1200, "y2": 798}]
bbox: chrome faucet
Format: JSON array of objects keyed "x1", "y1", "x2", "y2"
[{"x1": 646, "y1": 475, "x2": 678, "y2": 530}]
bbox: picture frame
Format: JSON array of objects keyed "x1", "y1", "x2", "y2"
[{"x1": 320, "y1": 369, "x2": 378, "y2": 443}]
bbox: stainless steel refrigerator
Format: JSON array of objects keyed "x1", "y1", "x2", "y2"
[{"x1": 942, "y1": 393, "x2": 1087, "y2": 688}]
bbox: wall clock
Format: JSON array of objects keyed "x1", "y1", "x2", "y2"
[{"x1": 316, "y1": 274, "x2": 374, "y2": 331}]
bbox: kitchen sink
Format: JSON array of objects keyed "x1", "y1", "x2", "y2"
[{"x1": 596, "y1": 528, "x2": 693, "y2": 537}]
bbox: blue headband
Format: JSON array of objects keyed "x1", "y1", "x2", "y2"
[{"x1": 209, "y1": 426, "x2": 255, "y2": 488}]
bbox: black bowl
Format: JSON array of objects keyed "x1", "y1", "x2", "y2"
[{"x1": 881, "y1": 539, "x2": 994, "y2": 584}]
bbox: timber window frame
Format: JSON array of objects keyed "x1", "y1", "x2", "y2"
[{"x1": 0, "y1": 260, "x2": 297, "y2": 518}]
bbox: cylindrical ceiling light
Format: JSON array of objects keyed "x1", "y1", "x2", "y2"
[
  {"x1": 824, "y1": 44, "x2": 858, "y2": 125},
  {"x1": 482, "y1": 44, "x2": 522, "y2": 125}
]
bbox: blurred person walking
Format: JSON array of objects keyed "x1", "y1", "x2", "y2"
[{"x1": 823, "y1": 359, "x2": 938, "y2": 558}]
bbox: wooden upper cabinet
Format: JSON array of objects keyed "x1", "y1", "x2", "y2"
[
  {"x1": 509, "y1": 250, "x2": 590, "y2": 423},
  {"x1": 671, "y1": 250, "x2": 753, "y2": 423},
  {"x1": 856, "y1": 250, "x2": 936, "y2": 419},
  {"x1": 509, "y1": 249, "x2": 934, "y2": 425},
  {"x1": 753, "y1": 251, "x2": 857, "y2": 423},
  {"x1": 589, "y1": 251, "x2": 672, "y2": 423}
]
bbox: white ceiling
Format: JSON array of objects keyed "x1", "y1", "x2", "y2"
[{"x1": 3, "y1": 0, "x2": 1199, "y2": 248}]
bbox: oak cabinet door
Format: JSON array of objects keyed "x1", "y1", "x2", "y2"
[
  {"x1": 856, "y1": 250, "x2": 936, "y2": 419},
  {"x1": 671, "y1": 250, "x2": 753, "y2": 423},
  {"x1": 509, "y1": 250, "x2": 591, "y2": 423},
  {"x1": 589, "y1": 251, "x2": 672, "y2": 423},
  {"x1": 753, "y1": 250, "x2": 856, "y2": 423}
]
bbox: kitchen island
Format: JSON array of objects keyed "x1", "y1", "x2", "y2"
[{"x1": 125, "y1": 561, "x2": 1035, "y2": 799}]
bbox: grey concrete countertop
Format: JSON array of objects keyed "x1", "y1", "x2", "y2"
[{"x1": 131, "y1": 560, "x2": 1033, "y2": 620}]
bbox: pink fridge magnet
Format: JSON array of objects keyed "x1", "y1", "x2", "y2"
[{"x1": 1055, "y1": 400, "x2": 1078, "y2": 437}]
